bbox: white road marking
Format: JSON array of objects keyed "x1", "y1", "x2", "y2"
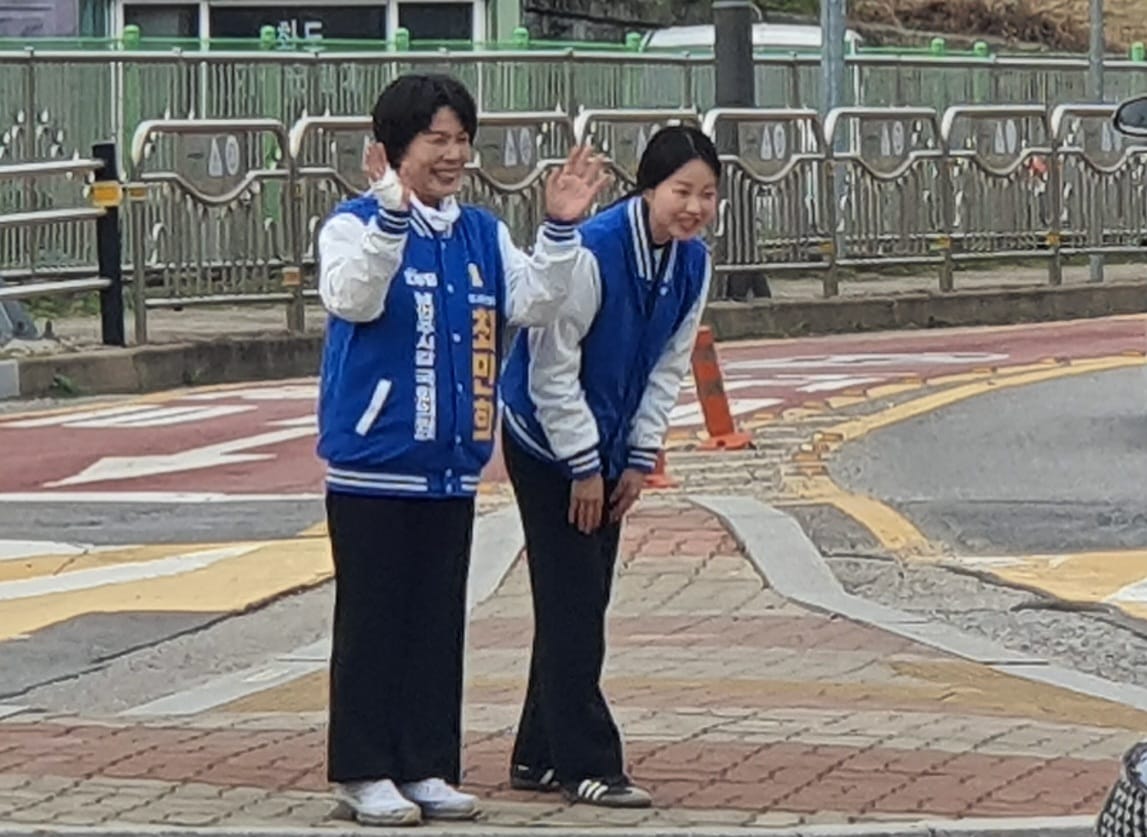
[
  {"x1": 45, "y1": 426, "x2": 317, "y2": 487},
  {"x1": 0, "y1": 540, "x2": 117, "y2": 562},
  {"x1": 0, "y1": 492, "x2": 322, "y2": 504},
  {"x1": 0, "y1": 544, "x2": 261, "y2": 601},
  {"x1": 722, "y1": 352, "x2": 1010, "y2": 371},
  {"x1": 682, "y1": 375, "x2": 886, "y2": 395},
  {"x1": 668, "y1": 398, "x2": 783, "y2": 427},
  {"x1": 0, "y1": 404, "x2": 157, "y2": 428},
  {"x1": 1, "y1": 404, "x2": 255, "y2": 429},
  {"x1": 68, "y1": 405, "x2": 256, "y2": 428},
  {"x1": 1107, "y1": 577, "x2": 1147, "y2": 604},
  {"x1": 268, "y1": 416, "x2": 318, "y2": 428},
  {"x1": 183, "y1": 385, "x2": 319, "y2": 402}
]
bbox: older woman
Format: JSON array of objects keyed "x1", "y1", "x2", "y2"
[{"x1": 316, "y1": 72, "x2": 607, "y2": 827}]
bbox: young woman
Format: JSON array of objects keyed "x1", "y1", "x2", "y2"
[
  {"x1": 498, "y1": 125, "x2": 721, "y2": 808},
  {"x1": 316, "y1": 73, "x2": 607, "y2": 827}
]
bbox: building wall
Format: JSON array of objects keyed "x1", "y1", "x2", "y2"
[
  {"x1": 0, "y1": 0, "x2": 80, "y2": 36},
  {"x1": 3, "y1": 0, "x2": 707, "y2": 44},
  {"x1": 522, "y1": 0, "x2": 708, "y2": 42},
  {"x1": 0, "y1": 0, "x2": 491, "y2": 41}
]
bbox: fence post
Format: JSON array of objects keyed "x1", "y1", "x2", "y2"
[
  {"x1": 91, "y1": 142, "x2": 126, "y2": 347},
  {"x1": 1047, "y1": 127, "x2": 1064, "y2": 286}
]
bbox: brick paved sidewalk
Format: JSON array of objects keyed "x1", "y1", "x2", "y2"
[{"x1": 0, "y1": 503, "x2": 1136, "y2": 831}]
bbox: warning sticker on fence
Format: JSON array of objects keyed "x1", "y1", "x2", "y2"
[
  {"x1": 181, "y1": 133, "x2": 249, "y2": 195},
  {"x1": 859, "y1": 119, "x2": 911, "y2": 172},
  {"x1": 736, "y1": 121, "x2": 793, "y2": 176}
]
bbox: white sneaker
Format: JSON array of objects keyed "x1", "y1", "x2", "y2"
[
  {"x1": 335, "y1": 779, "x2": 422, "y2": 826},
  {"x1": 398, "y1": 777, "x2": 480, "y2": 820}
]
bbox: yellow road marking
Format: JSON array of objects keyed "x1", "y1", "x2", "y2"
[
  {"x1": 827, "y1": 354, "x2": 1144, "y2": 446},
  {"x1": 740, "y1": 415, "x2": 777, "y2": 431},
  {"x1": 298, "y1": 521, "x2": 328, "y2": 538},
  {"x1": 782, "y1": 354, "x2": 1147, "y2": 558},
  {"x1": 0, "y1": 384, "x2": 333, "y2": 640},
  {"x1": 719, "y1": 314, "x2": 1147, "y2": 351},
  {"x1": 783, "y1": 475, "x2": 935, "y2": 556},
  {"x1": 825, "y1": 395, "x2": 868, "y2": 411},
  {"x1": 0, "y1": 543, "x2": 211, "y2": 583},
  {"x1": 969, "y1": 550, "x2": 1147, "y2": 620},
  {"x1": 0, "y1": 536, "x2": 332, "y2": 642},
  {"x1": 221, "y1": 660, "x2": 1147, "y2": 729}
]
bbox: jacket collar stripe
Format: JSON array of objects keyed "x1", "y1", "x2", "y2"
[
  {"x1": 626, "y1": 195, "x2": 680, "y2": 286},
  {"x1": 626, "y1": 197, "x2": 654, "y2": 281}
]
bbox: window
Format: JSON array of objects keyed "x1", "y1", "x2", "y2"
[
  {"x1": 209, "y1": 4, "x2": 386, "y2": 42},
  {"x1": 123, "y1": 2, "x2": 199, "y2": 37},
  {"x1": 398, "y1": 2, "x2": 471, "y2": 42}
]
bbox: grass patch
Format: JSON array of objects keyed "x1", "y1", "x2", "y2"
[{"x1": 21, "y1": 291, "x2": 102, "y2": 321}]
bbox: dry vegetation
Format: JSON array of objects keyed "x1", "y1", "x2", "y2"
[{"x1": 851, "y1": 0, "x2": 1147, "y2": 52}]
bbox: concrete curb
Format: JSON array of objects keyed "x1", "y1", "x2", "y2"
[
  {"x1": 4, "y1": 280, "x2": 1147, "y2": 400},
  {"x1": 0, "y1": 814, "x2": 1100, "y2": 836},
  {"x1": 0, "y1": 360, "x2": 17, "y2": 399},
  {"x1": 703, "y1": 280, "x2": 1147, "y2": 341},
  {"x1": 5, "y1": 334, "x2": 324, "y2": 400},
  {"x1": 692, "y1": 494, "x2": 1147, "y2": 716}
]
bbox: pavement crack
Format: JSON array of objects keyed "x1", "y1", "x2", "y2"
[
  {"x1": 925, "y1": 560, "x2": 1147, "y2": 630},
  {"x1": 0, "y1": 580, "x2": 331, "y2": 703}
]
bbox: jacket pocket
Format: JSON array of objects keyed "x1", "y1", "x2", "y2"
[{"x1": 354, "y1": 378, "x2": 393, "y2": 436}]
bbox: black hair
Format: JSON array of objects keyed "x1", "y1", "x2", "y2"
[
  {"x1": 604, "y1": 124, "x2": 721, "y2": 210},
  {"x1": 370, "y1": 73, "x2": 478, "y2": 166},
  {"x1": 634, "y1": 125, "x2": 721, "y2": 192}
]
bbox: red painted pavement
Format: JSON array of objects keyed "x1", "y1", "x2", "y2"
[{"x1": 0, "y1": 317, "x2": 1141, "y2": 497}]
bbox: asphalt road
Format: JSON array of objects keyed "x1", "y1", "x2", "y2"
[
  {"x1": 829, "y1": 365, "x2": 1147, "y2": 555},
  {"x1": 4, "y1": 318, "x2": 1144, "y2": 715},
  {"x1": 0, "y1": 499, "x2": 324, "y2": 545}
]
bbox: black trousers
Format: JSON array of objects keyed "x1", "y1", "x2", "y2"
[
  {"x1": 325, "y1": 491, "x2": 474, "y2": 785},
  {"x1": 502, "y1": 427, "x2": 627, "y2": 784}
]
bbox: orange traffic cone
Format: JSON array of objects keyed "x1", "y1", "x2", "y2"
[
  {"x1": 691, "y1": 325, "x2": 753, "y2": 451},
  {"x1": 644, "y1": 450, "x2": 677, "y2": 489}
]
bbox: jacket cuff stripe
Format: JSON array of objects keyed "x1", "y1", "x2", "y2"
[
  {"x1": 627, "y1": 447, "x2": 659, "y2": 473},
  {"x1": 376, "y1": 207, "x2": 411, "y2": 236},
  {"x1": 566, "y1": 446, "x2": 602, "y2": 478},
  {"x1": 541, "y1": 218, "x2": 578, "y2": 244}
]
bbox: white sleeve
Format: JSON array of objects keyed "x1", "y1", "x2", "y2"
[
  {"x1": 626, "y1": 254, "x2": 712, "y2": 473},
  {"x1": 317, "y1": 206, "x2": 410, "y2": 323},
  {"x1": 499, "y1": 218, "x2": 583, "y2": 327},
  {"x1": 527, "y1": 251, "x2": 604, "y2": 479}
]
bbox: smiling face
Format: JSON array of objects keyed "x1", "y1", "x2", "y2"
[
  {"x1": 398, "y1": 106, "x2": 472, "y2": 206},
  {"x1": 643, "y1": 158, "x2": 719, "y2": 243}
]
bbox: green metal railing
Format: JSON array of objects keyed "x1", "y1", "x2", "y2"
[{"x1": 2, "y1": 35, "x2": 1147, "y2": 173}]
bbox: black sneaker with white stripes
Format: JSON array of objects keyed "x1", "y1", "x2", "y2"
[
  {"x1": 509, "y1": 764, "x2": 560, "y2": 793},
  {"x1": 562, "y1": 777, "x2": 652, "y2": 808}
]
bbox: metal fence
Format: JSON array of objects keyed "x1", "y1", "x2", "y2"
[
  {"x1": 4, "y1": 47, "x2": 1147, "y2": 166},
  {"x1": 3, "y1": 101, "x2": 1146, "y2": 342},
  {"x1": 0, "y1": 151, "x2": 125, "y2": 344},
  {"x1": 136, "y1": 101, "x2": 1147, "y2": 336}
]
